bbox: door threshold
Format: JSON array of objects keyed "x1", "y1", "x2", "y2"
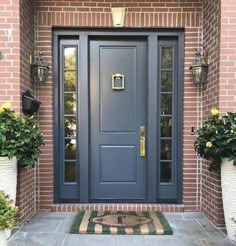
[{"x1": 52, "y1": 203, "x2": 184, "y2": 212}]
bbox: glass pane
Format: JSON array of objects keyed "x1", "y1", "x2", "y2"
[
  {"x1": 161, "y1": 94, "x2": 172, "y2": 115},
  {"x1": 64, "y1": 161, "x2": 76, "y2": 183},
  {"x1": 64, "y1": 71, "x2": 76, "y2": 91},
  {"x1": 64, "y1": 116, "x2": 76, "y2": 137},
  {"x1": 161, "y1": 71, "x2": 172, "y2": 92},
  {"x1": 65, "y1": 139, "x2": 76, "y2": 159},
  {"x1": 64, "y1": 93, "x2": 76, "y2": 114},
  {"x1": 161, "y1": 139, "x2": 172, "y2": 160},
  {"x1": 64, "y1": 47, "x2": 76, "y2": 70},
  {"x1": 160, "y1": 162, "x2": 172, "y2": 183},
  {"x1": 161, "y1": 117, "x2": 172, "y2": 137},
  {"x1": 161, "y1": 47, "x2": 173, "y2": 69}
]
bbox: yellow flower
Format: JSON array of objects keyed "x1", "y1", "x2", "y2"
[
  {"x1": 206, "y1": 142, "x2": 213, "y2": 148},
  {"x1": 0, "y1": 102, "x2": 12, "y2": 113},
  {"x1": 211, "y1": 108, "x2": 219, "y2": 116},
  {"x1": 3, "y1": 102, "x2": 11, "y2": 109}
]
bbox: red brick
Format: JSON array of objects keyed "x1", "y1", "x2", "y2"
[{"x1": 2, "y1": 0, "x2": 233, "y2": 229}]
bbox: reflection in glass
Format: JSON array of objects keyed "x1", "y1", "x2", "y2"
[
  {"x1": 160, "y1": 162, "x2": 172, "y2": 183},
  {"x1": 65, "y1": 161, "x2": 76, "y2": 183},
  {"x1": 64, "y1": 71, "x2": 76, "y2": 91},
  {"x1": 65, "y1": 140, "x2": 76, "y2": 159},
  {"x1": 161, "y1": 139, "x2": 172, "y2": 160},
  {"x1": 64, "y1": 116, "x2": 76, "y2": 137},
  {"x1": 161, "y1": 47, "x2": 173, "y2": 69},
  {"x1": 161, "y1": 117, "x2": 172, "y2": 137},
  {"x1": 161, "y1": 71, "x2": 172, "y2": 92},
  {"x1": 64, "y1": 93, "x2": 76, "y2": 114},
  {"x1": 64, "y1": 47, "x2": 76, "y2": 70},
  {"x1": 161, "y1": 94, "x2": 172, "y2": 115}
]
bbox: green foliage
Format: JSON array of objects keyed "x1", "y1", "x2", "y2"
[
  {"x1": 194, "y1": 111, "x2": 236, "y2": 171},
  {"x1": 0, "y1": 108, "x2": 44, "y2": 167},
  {"x1": 0, "y1": 191, "x2": 17, "y2": 230}
]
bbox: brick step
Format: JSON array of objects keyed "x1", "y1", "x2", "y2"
[{"x1": 52, "y1": 203, "x2": 184, "y2": 212}]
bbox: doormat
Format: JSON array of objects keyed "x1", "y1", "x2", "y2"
[{"x1": 70, "y1": 211, "x2": 172, "y2": 235}]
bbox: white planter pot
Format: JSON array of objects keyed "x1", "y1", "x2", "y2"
[
  {"x1": 221, "y1": 158, "x2": 236, "y2": 241},
  {"x1": 0, "y1": 157, "x2": 17, "y2": 240},
  {"x1": 0, "y1": 230, "x2": 7, "y2": 246},
  {"x1": 0, "y1": 156, "x2": 17, "y2": 202}
]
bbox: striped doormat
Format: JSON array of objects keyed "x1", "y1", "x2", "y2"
[{"x1": 70, "y1": 211, "x2": 172, "y2": 235}]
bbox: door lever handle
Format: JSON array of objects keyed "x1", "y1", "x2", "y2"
[{"x1": 140, "y1": 126, "x2": 146, "y2": 157}]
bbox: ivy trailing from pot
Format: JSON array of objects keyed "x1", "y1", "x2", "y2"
[{"x1": 0, "y1": 102, "x2": 44, "y2": 167}]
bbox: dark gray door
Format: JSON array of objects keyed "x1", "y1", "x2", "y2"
[{"x1": 90, "y1": 39, "x2": 147, "y2": 201}]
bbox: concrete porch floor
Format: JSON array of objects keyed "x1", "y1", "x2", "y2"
[{"x1": 8, "y1": 212, "x2": 236, "y2": 246}]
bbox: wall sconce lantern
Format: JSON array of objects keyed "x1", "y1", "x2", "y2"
[
  {"x1": 0, "y1": 51, "x2": 3, "y2": 60},
  {"x1": 189, "y1": 50, "x2": 208, "y2": 85},
  {"x1": 31, "y1": 52, "x2": 49, "y2": 84},
  {"x1": 22, "y1": 90, "x2": 41, "y2": 115}
]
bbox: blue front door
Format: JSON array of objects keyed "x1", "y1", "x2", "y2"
[
  {"x1": 90, "y1": 39, "x2": 147, "y2": 201},
  {"x1": 55, "y1": 32, "x2": 183, "y2": 203}
]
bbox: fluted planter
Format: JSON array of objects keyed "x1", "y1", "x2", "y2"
[
  {"x1": 0, "y1": 156, "x2": 17, "y2": 202},
  {"x1": 0, "y1": 156, "x2": 17, "y2": 239},
  {"x1": 0, "y1": 230, "x2": 7, "y2": 246},
  {"x1": 221, "y1": 158, "x2": 236, "y2": 241}
]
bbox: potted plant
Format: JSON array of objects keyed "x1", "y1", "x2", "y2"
[
  {"x1": 0, "y1": 191, "x2": 18, "y2": 246},
  {"x1": 0, "y1": 102, "x2": 44, "y2": 202},
  {"x1": 194, "y1": 108, "x2": 236, "y2": 241}
]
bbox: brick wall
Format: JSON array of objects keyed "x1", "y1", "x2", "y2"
[
  {"x1": 201, "y1": 0, "x2": 236, "y2": 227},
  {"x1": 16, "y1": 167, "x2": 36, "y2": 223},
  {"x1": 202, "y1": 0, "x2": 220, "y2": 114},
  {"x1": 1, "y1": 0, "x2": 233, "y2": 228},
  {"x1": 219, "y1": 0, "x2": 236, "y2": 113},
  {"x1": 35, "y1": 0, "x2": 203, "y2": 211},
  {"x1": 0, "y1": 0, "x2": 36, "y2": 224},
  {"x1": 16, "y1": 0, "x2": 36, "y2": 224},
  {"x1": 217, "y1": 0, "x2": 236, "y2": 224},
  {"x1": 201, "y1": 0, "x2": 224, "y2": 226},
  {"x1": 0, "y1": 0, "x2": 20, "y2": 110},
  {"x1": 20, "y1": 0, "x2": 35, "y2": 94}
]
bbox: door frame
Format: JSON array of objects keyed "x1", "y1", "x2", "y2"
[{"x1": 53, "y1": 28, "x2": 184, "y2": 204}]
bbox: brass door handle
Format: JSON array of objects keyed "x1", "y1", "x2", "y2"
[{"x1": 140, "y1": 126, "x2": 146, "y2": 157}]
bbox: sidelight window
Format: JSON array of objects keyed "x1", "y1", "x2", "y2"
[
  {"x1": 63, "y1": 47, "x2": 78, "y2": 184},
  {"x1": 160, "y1": 46, "x2": 174, "y2": 184}
]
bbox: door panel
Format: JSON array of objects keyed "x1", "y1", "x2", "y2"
[
  {"x1": 100, "y1": 146, "x2": 136, "y2": 183},
  {"x1": 100, "y1": 47, "x2": 136, "y2": 132},
  {"x1": 90, "y1": 40, "x2": 147, "y2": 200}
]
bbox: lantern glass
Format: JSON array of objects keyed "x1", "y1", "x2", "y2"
[
  {"x1": 192, "y1": 66, "x2": 201, "y2": 85},
  {"x1": 190, "y1": 51, "x2": 208, "y2": 85},
  {"x1": 31, "y1": 52, "x2": 49, "y2": 84}
]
